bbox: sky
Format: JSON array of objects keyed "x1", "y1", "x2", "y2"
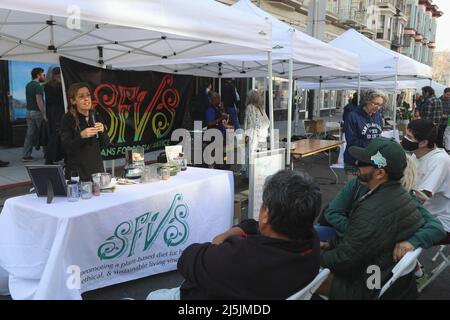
[{"x1": 433, "y1": 0, "x2": 450, "y2": 51}]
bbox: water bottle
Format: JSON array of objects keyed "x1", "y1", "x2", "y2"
[
  {"x1": 179, "y1": 152, "x2": 187, "y2": 171},
  {"x1": 70, "y1": 170, "x2": 80, "y2": 197}
]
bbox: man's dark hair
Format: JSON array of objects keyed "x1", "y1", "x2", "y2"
[
  {"x1": 407, "y1": 119, "x2": 438, "y2": 148},
  {"x1": 262, "y1": 170, "x2": 321, "y2": 240},
  {"x1": 444, "y1": 87, "x2": 450, "y2": 94},
  {"x1": 31, "y1": 67, "x2": 44, "y2": 79},
  {"x1": 421, "y1": 86, "x2": 435, "y2": 96}
]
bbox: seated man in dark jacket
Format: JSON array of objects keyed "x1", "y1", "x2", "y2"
[
  {"x1": 321, "y1": 137, "x2": 424, "y2": 300},
  {"x1": 147, "y1": 170, "x2": 322, "y2": 300}
]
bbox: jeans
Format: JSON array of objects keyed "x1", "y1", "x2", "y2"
[
  {"x1": 23, "y1": 110, "x2": 43, "y2": 158},
  {"x1": 444, "y1": 126, "x2": 450, "y2": 151},
  {"x1": 226, "y1": 105, "x2": 240, "y2": 130}
]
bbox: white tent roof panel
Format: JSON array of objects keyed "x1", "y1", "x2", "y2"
[
  {"x1": 122, "y1": 0, "x2": 360, "y2": 78},
  {"x1": 0, "y1": 0, "x2": 272, "y2": 66}
]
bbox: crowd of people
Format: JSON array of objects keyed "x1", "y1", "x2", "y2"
[
  {"x1": 4, "y1": 68, "x2": 450, "y2": 300},
  {"x1": 144, "y1": 85, "x2": 449, "y2": 300}
]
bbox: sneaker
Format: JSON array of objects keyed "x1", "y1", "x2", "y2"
[
  {"x1": 416, "y1": 272, "x2": 429, "y2": 288},
  {"x1": 0, "y1": 160, "x2": 9, "y2": 167},
  {"x1": 22, "y1": 156, "x2": 34, "y2": 162}
]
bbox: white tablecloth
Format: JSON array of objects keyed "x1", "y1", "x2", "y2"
[{"x1": 0, "y1": 167, "x2": 234, "y2": 299}]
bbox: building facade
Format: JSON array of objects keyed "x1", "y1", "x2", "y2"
[{"x1": 216, "y1": 0, "x2": 442, "y2": 119}]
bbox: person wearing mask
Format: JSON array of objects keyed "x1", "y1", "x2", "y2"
[
  {"x1": 401, "y1": 119, "x2": 450, "y2": 239},
  {"x1": 343, "y1": 89, "x2": 385, "y2": 179},
  {"x1": 147, "y1": 170, "x2": 322, "y2": 300},
  {"x1": 44, "y1": 67, "x2": 65, "y2": 164},
  {"x1": 320, "y1": 138, "x2": 424, "y2": 299},
  {"x1": 419, "y1": 86, "x2": 443, "y2": 126},
  {"x1": 60, "y1": 83, "x2": 109, "y2": 181},
  {"x1": 439, "y1": 88, "x2": 450, "y2": 151},
  {"x1": 22, "y1": 67, "x2": 46, "y2": 162},
  {"x1": 317, "y1": 153, "x2": 445, "y2": 288}
]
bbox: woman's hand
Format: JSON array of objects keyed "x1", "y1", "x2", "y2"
[
  {"x1": 94, "y1": 122, "x2": 104, "y2": 133},
  {"x1": 80, "y1": 127, "x2": 99, "y2": 139}
]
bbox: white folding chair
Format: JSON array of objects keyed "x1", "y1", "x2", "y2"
[
  {"x1": 329, "y1": 134, "x2": 346, "y2": 184},
  {"x1": 286, "y1": 268, "x2": 330, "y2": 300},
  {"x1": 418, "y1": 244, "x2": 450, "y2": 293},
  {"x1": 325, "y1": 121, "x2": 341, "y2": 140},
  {"x1": 378, "y1": 247, "x2": 423, "y2": 299}
]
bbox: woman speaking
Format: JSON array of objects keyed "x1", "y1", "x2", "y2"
[{"x1": 60, "y1": 83, "x2": 110, "y2": 181}]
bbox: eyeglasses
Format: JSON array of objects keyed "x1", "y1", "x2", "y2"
[{"x1": 370, "y1": 101, "x2": 383, "y2": 107}]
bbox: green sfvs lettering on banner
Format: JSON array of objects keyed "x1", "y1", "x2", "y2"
[{"x1": 97, "y1": 193, "x2": 190, "y2": 260}]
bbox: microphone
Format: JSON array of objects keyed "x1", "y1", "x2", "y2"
[{"x1": 90, "y1": 110, "x2": 99, "y2": 139}]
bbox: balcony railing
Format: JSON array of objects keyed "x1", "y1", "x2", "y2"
[
  {"x1": 338, "y1": 8, "x2": 366, "y2": 26},
  {"x1": 377, "y1": 0, "x2": 406, "y2": 12}
]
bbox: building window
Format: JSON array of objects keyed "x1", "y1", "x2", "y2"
[
  {"x1": 388, "y1": 16, "x2": 393, "y2": 41},
  {"x1": 377, "y1": 15, "x2": 385, "y2": 39}
]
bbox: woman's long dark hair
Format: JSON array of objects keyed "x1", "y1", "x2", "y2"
[{"x1": 67, "y1": 82, "x2": 91, "y2": 130}]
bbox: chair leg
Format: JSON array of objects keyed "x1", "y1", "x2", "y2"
[
  {"x1": 418, "y1": 258, "x2": 450, "y2": 293},
  {"x1": 432, "y1": 245, "x2": 446, "y2": 262},
  {"x1": 329, "y1": 166, "x2": 338, "y2": 184}
]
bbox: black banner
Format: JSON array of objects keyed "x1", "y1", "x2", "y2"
[{"x1": 60, "y1": 57, "x2": 193, "y2": 160}]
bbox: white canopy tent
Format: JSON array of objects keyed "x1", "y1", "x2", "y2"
[
  {"x1": 297, "y1": 79, "x2": 445, "y2": 95},
  {"x1": 298, "y1": 29, "x2": 432, "y2": 83},
  {"x1": 130, "y1": 0, "x2": 360, "y2": 163},
  {"x1": 296, "y1": 29, "x2": 432, "y2": 129},
  {"x1": 0, "y1": 0, "x2": 274, "y2": 171},
  {"x1": 0, "y1": 0, "x2": 272, "y2": 66},
  {"x1": 131, "y1": 0, "x2": 359, "y2": 79}
]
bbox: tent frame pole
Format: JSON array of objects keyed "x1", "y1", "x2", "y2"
[
  {"x1": 287, "y1": 58, "x2": 293, "y2": 167},
  {"x1": 392, "y1": 57, "x2": 399, "y2": 133},
  {"x1": 268, "y1": 52, "x2": 275, "y2": 150}
]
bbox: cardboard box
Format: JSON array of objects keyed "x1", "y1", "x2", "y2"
[{"x1": 304, "y1": 119, "x2": 325, "y2": 133}]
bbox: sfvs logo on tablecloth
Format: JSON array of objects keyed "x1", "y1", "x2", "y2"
[{"x1": 97, "y1": 194, "x2": 190, "y2": 260}]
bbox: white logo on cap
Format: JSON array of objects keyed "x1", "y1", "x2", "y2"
[{"x1": 370, "y1": 151, "x2": 387, "y2": 168}]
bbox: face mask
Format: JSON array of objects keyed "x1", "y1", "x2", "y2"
[
  {"x1": 357, "y1": 167, "x2": 375, "y2": 183},
  {"x1": 401, "y1": 136, "x2": 419, "y2": 152}
]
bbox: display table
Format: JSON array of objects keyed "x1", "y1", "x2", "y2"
[
  {"x1": 0, "y1": 167, "x2": 234, "y2": 300},
  {"x1": 290, "y1": 139, "x2": 344, "y2": 170}
]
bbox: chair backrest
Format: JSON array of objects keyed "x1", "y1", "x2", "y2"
[
  {"x1": 378, "y1": 247, "x2": 423, "y2": 299},
  {"x1": 286, "y1": 268, "x2": 330, "y2": 300},
  {"x1": 330, "y1": 135, "x2": 346, "y2": 168}
]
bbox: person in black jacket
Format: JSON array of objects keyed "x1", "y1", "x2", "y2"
[
  {"x1": 44, "y1": 67, "x2": 65, "y2": 164},
  {"x1": 147, "y1": 170, "x2": 322, "y2": 300},
  {"x1": 60, "y1": 82, "x2": 109, "y2": 181}
]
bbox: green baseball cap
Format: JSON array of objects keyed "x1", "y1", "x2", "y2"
[{"x1": 349, "y1": 137, "x2": 407, "y2": 177}]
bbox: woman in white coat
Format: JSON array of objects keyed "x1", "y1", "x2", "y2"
[{"x1": 242, "y1": 90, "x2": 270, "y2": 178}]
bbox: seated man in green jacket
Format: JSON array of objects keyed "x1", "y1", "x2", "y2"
[
  {"x1": 321, "y1": 137, "x2": 425, "y2": 299},
  {"x1": 321, "y1": 170, "x2": 445, "y2": 261}
]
